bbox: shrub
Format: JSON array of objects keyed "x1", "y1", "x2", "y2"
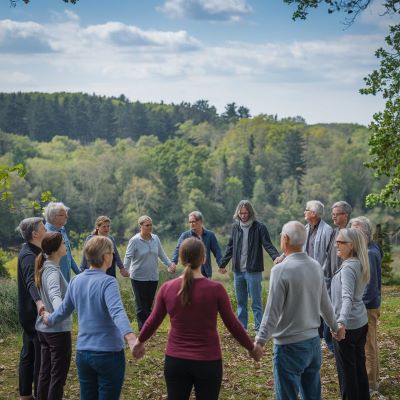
[
  {"x1": 0, "y1": 249, "x2": 10, "y2": 279},
  {"x1": 0, "y1": 278, "x2": 20, "y2": 338}
]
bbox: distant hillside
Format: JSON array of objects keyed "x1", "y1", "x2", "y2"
[{"x1": 0, "y1": 92, "x2": 249, "y2": 144}]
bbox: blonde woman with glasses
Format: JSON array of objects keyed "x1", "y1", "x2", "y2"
[{"x1": 331, "y1": 228, "x2": 370, "y2": 400}]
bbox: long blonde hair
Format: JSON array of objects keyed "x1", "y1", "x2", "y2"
[
  {"x1": 339, "y1": 228, "x2": 370, "y2": 283},
  {"x1": 178, "y1": 237, "x2": 205, "y2": 306}
]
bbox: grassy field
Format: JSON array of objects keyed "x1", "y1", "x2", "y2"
[{"x1": 0, "y1": 269, "x2": 399, "y2": 400}]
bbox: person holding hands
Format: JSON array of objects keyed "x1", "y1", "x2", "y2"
[{"x1": 133, "y1": 237, "x2": 261, "y2": 400}]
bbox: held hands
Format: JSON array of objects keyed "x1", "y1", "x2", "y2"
[
  {"x1": 132, "y1": 338, "x2": 146, "y2": 359},
  {"x1": 331, "y1": 323, "x2": 346, "y2": 341},
  {"x1": 274, "y1": 255, "x2": 285, "y2": 265},
  {"x1": 218, "y1": 267, "x2": 227, "y2": 274},
  {"x1": 119, "y1": 267, "x2": 130, "y2": 278},
  {"x1": 42, "y1": 311, "x2": 50, "y2": 325},
  {"x1": 168, "y1": 263, "x2": 177, "y2": 274},
  {"x1": 36, "y1": 300, "x2": 45, "y2": 316},
  {"x1": 249, "y1": 342, "x2": 263, "y2": 362}
]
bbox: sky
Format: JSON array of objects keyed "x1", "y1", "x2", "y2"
[{"x1": 0, "y1": 0, "x2": 398, "y2": 125}]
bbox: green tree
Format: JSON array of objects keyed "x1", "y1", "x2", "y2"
[{"x1": 283, "y1": 0, "x2": 400, "y2": 208}]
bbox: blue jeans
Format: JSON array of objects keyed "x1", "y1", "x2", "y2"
[
  {"x1": 76, "y1": 350, "x2": 125, "y2": 400},
  {"x1": 233, "y1": 271, "x2": 262, "y2": 331},
  {"x1": 273, "y1": 336, "x2": 322, "y2": 400}
]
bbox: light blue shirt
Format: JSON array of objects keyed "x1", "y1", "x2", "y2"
[
  {"x1": 124, "y1": 233, "x2": 171, "y2": 281},
  {"x1": 48, "y1": 269, "x2": 133, "y2": 351},
  {"x1": 45, "y1": 222, "x2": 80, "y2": 282}
]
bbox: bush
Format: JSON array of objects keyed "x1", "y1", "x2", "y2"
[
  {"x1": 0, "y1": 278, "x2": 20, "y2": 338},
  {"x1": 0, "y1": 249, "x2": 10, "y2": 279}
]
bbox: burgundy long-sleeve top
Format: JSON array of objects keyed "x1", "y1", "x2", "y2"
[{"x1": 139, "y1": 277, "x2": 254, "y2": 361}]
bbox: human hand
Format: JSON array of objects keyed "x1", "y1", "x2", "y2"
[
  {"x1": 332, "y1": 323, "x2": 346, "y2": 341},
  {"x1": 36, "y1": 300, "x2": 45, "y2": 316},
  {"x1": 119, "y1": 267, "x2": 130, "y2": 278},
  {"x1": 168, "y1": 263, "x2": 176, "y2": 274},
  {"x1": 132, "y1": 338, "x2": 145, "y2": 359},
  {"x1": 274, "y1": 255, "x2": 285, "y2": 265},
  {"x1": 42, "y1": 311, "x2": 50, "y2": 325},
  {"x1": 249, "y1": 343, "x2": 263, "y2": 362},
  {"x1": 218, "y1": 267, "x2": 227, "y2": 274}
]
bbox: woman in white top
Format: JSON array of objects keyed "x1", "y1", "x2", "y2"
[{"x1": 123, "y1": 215, "x2": 176, "y2": 330}]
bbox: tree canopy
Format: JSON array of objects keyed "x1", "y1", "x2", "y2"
[{"x1": 283, "y1": 0, "x2": 400, "y2": 207}]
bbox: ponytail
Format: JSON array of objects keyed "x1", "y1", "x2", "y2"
[
  {"x1": 35, "y1": 232, "x2": 63, "y2": 289},
  {"x1": 35, "y1": 253, "x2": 46, "y2": 289},
  {"x1": 178, "y1": 237, "x2": 205, "y2": 306},
  {"x1": 179, "y1": 263, "x2": 194, "y2": 306}
]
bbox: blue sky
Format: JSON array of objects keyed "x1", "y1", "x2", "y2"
[{"x1": 0, "y1": 0, "x2": 397, "y2": 124}]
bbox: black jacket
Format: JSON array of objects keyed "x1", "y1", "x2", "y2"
[
  {"x1": 17, "y1": 242, "x2": 41, "y2": 334},
  {"x1": 220, "y1": 220, "x2": 279, "y2": 272}
]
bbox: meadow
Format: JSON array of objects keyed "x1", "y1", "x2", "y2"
[{"x1": 1, "y1": 245, "x2": 399, "y2": 399}]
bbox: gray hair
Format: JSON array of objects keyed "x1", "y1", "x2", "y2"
[
  {"x1": 331, "y1": 201, "x2": 352, "y2": 219},
  {"x1": 188, "y1": 211, "x2": 203, "y2": 222},
  {"x1": 43, "y1": 202, "x2": 69, "y2": 224},
  {"x1": 349, "y1": 216, "x2": 372, "y2": 243},
  {"x1": 339, "y1": 228, "x2": 370, "y2": 283},
  {"x1": 281, "y1": 221, "x2": 307, "y2": 247},
  {"x1": 17, "y1": 217, "x2": 44, "y2": 242},
  {"x1": 306, "y1": 200, "x2": 324, "y2": 217},
  {"x1": 233, "y1": 200, "x2": 256, "y2": 221}
]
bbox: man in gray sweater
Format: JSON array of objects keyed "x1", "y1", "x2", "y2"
[{"x1": 255, "y1": 221, "x2": 340, "y2": 400}]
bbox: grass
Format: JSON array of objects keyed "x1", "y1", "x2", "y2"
[{"x1": 0, "y1": 278, "x2": 399, "y2": 399}]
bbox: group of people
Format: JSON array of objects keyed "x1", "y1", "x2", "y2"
[{"x1": 15, "y1": 198, "x2": 382, "y2": 400}]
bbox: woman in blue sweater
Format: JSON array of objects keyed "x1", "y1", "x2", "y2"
[{"x1": 43, "y1": 236, "x2": 137, "y2": 400}]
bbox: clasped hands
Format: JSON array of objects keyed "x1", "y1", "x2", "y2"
[{"x1": 331, "y1": 323, "x2": 346, "y2": 341}]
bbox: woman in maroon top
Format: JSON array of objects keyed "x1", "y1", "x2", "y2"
[{"x1": 133, "y1": 237, "x2": 261, "y2": 400}]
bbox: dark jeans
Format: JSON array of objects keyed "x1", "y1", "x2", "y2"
[
  {"x1": 164, "y1": 355, "x2": 222, "y2": 400},
  {"x1": 19, "y1": 328, "x2": 41, "y2": 397},
  {"x1": 333, "y1": 323, "x2": 370, "y2": 400},
  {"x1": 37, "y1": 331, "x2": 72, "y2": 400},
  {"x1": 76, "y1": 349, "x2": 125, "y2": 400},
  {"x1": 131, "y1": 280, "x2": 158, "y2": 330}
]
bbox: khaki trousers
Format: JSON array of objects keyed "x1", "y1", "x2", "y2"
[{"x1": 365, "y1": 308, "x2": 380, "y2": 390}]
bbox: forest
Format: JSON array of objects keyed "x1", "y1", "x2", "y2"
[{"x1": 0, "y1": 92, "x2": 397, "y2": 251}]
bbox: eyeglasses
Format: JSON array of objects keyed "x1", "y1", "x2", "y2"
[
  {"x1": 335, "y1": 240, "x2": 350, "y2": 245},
  {"x1": 189, "y1": 220, "x2": 198, "y2": 224},
  {"x1": 331, "y1": 212, "x2": 345, "y2": 217}
]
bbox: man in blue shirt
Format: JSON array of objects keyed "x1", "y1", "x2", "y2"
[
  {"x1": 44, "y1": 202, "x2": 80, "y2": 282},
  {"x1": 171, "y1": 211, "x2": 222, "y2": 278}
]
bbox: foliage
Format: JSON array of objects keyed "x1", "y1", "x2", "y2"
[
  {"x1": 0, "y1": 278, "x2": 19, "y2": 338},
  {"x1": 374, "y1": 223, "x2": 394, "y2": 280},
  {"x1": 0, "y1": 250, "x2": 10, "y2": 279},
  {"x1": 282, "y1": 0, "x2": 400, "y2": 209},
  {"x1": 361, "y1": 25, "x2": 400, "y2": 207}
]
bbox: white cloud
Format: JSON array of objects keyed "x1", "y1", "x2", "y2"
[
  {"x1": 159, "y1": 0, "x2": 252, "y2": 21},
  {"x1": 0, "y1": 19, "x2": 55, "y2": 53},
  {"x1": 83, "y1": 22, "x2": 201, "y2": 51},
  {"x1": 0, "y1": 12, "x2": 384, "y2": 124}
]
